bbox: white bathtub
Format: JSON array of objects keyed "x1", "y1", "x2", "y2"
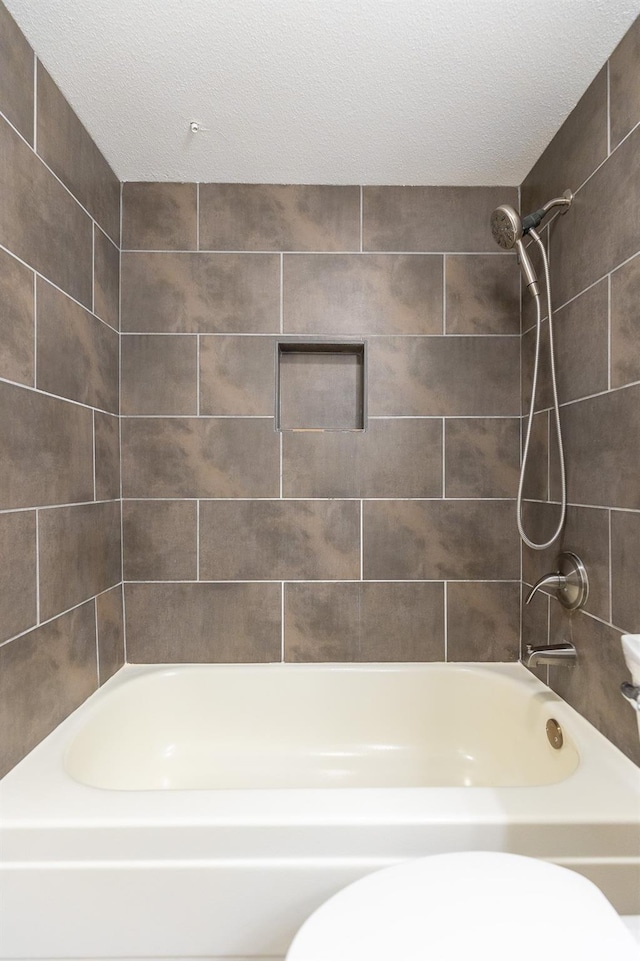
[{"x1": 1, "y1": 663, "x2": 639, "y2": 960}]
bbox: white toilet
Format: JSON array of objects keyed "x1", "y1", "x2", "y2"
[{"x1": 286, "y1": 851, "x2": 639, "y2": 960}]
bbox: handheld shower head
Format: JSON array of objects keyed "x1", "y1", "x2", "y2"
[{"x1": 490, "y1": 204, "x2": 540, "y2": 296}]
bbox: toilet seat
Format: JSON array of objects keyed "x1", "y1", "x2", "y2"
[{"x1": 286, "y1": 851, "x2": 638, "y2": 960}]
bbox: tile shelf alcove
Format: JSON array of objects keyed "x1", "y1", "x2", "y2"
[{"x1": 276, "y1": 341, "x2": 367, "y2": 431}]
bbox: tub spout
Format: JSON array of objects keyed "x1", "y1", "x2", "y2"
[{"x1": 523, "y1": 643, "x2": 577, "y2": 668}]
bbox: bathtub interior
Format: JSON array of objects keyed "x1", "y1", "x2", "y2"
[{"x1": 62, "y1": 663, "x2": 581, "y2": 791}]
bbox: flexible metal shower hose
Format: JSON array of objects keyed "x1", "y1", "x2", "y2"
[{"x1": 517, "y1": 228, "x2": 567, "y2": 550}]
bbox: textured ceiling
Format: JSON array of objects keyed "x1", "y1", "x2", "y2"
[{"x1": 4, "y1": 0, "x2": 640, "y2": 184}]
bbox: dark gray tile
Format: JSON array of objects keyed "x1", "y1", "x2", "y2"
[
  {"x1": 561, "y1": 384, "x2": 640, "y2": 509},
  {"x1": 609, "y1": 15, "x2": 640, "y2": 150},
  {"x1": 279, "y1": 350, "x2": 363, "y2": 430},
  {"x1": 521, "y1": 321, "x2": 551, "y2": 414},
  {"x1": 363, "y1": 186, "x2": 519, "y2": 252},
  {"x1": 283, "y1": 254, "x2": 443, "y2": 335},
  {"x1": 445, "y1": 418, "x2": 519, "y2": 498},
  {"x1": 0, "y1": 246, "x2": 34, "y2": 385},
  {"x1": 36, "y1": 278, "x2": 119, "y2": 413},
  {"x1": 285, "y1": 582, "x2": 445, "y2": 662},
  {"x1": 520, "y1": 229, "x2": 549, "y2": 334},
  {"x1": 368, "y1": 337, "x2": 520, "y2": 416},
  {"x1": 121, "y1": 252, "x2": 280, "y2": 333},
  {"x1": 121, "y1": 334, "x2": 197, "y2": 415},
  {"x1": 36, "y1": 64, "x2": 119, "y2": 243},
  {"x1": 445, "y1": 254, "x2": 520, "y2": 334},
  {"x1": 123, "y1": 500, "x2": 197, "y2": 581},
  {"x1": 0, "y1": 602, "x2": 97, "y2": 777},
  {"x1": 521, "y1": 411, "x2": 550, "y2": 502},
  {"x1": 122, "y1": 182, "x2": 197, "y2": 251},
  {"x1": 94, "y1": 411, "x2": 120, "y2": 501},
  {"x1": 0, "y1": 2, "x2": 33, "y2": 143},
  {"x1": 121, "y1": 417, "x2": 279, "y2": 498},
  {"x1": 521, "y1": 67, "x2": 608, "y2": 214},
  {"x1": 0, "y1": 510, "x2": 36, "y2": 643},
  {"x1": 97, "y1": 585, "x2": 124, "y2": 684},
  {"x1": 199, "y1": 184, "x2": 360, "y2": 251},
  {"x1": 124, "y1": 582, "x2": 281, "y2": 662},
  {"x1": 0, "y1": 115, "x2": 93, "y2": 306},
  {"x1": 200, "y1": 335, "x2": 275, "y2": 415},
  {"x1": 94, "y1": 225, "x2": 120, "y2": 331},
  {"x1": 38, "y1": 501, "x2": 122, "y2": 621},
  {"x1": 611, "y1": 509, "x2": 640, "y2": 633},
  {"x1": 522, "y1": 504, "x2": 610, "y2": 625},
  {"x1": 611, "y1": 254, "x2": 640, "y2": 389},
  {"x1": 548, "y1": 607, "x2": 640, "y2": 766},
  {"x1": 554, "y1": 279, "x2": 608, "y2": 403},
  {"x1": 550, "y1": 123, "x2": 640, "y2": 307},
  {"x1": 283, "y1": 418, "x2": 442, "y2": 498},
  {"x1": 447, "y1": 582, "x2": 520, "y2": 661},
  {"x1": 199, "y1": 500, "x2": 360, "y2": 581},
  {"x1": 364, "y1": 500, "x2": 519, "y2": 580},
  {"x1": 0, "y1": 380, "x2": 93, "y2": 509}
]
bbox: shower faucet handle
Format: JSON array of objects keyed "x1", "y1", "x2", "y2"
[{"x1": 524, "y1": 552, "x2": 589, "y2": 612}]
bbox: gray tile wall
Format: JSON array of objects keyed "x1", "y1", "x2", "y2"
[
  {"x1": 0, "y1": 4, "x2": 123, "y2": 777},
  {"x1": 120, "y1": 181, "x2": 522, "y2": 667},
  {"x1": 520, "y1": 14, "x2": 640, "y2": 765}
]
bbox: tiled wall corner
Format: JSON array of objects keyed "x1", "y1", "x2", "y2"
[
  {"x1": 520, "y1": 14, "x2": 640, "y2": 766},
  {"x1": 120, "y1": 182, "x2": 522, "y2": 667},
  {"x1": 0, "y1": 2, "x2": 122, "y2": 777}
]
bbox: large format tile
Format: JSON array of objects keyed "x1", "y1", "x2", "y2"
[
  {"x1": 36, "y1": 279, "x2": 119, "y2": 413},
  {"x1": 121, "y1": 252, "x2": 280, "y2": 333},
  {"x1": 445, "y1": 254, "x2": 520, "y2": 334},
  {"x1": 0, "y1": 116, "x2": 92, "y2": 306},
  {"x1": 123, "y1": 500, "x2": 197, "y2": 581},
  {"x1": 561, "y1": 384, "x2": 640, "y2": 509},
  {"x1": 363, "y1": 186, "x2": 518, "y2": 252},
  {"x1": 38, "y1": 501, "x2": 122, "y2": 621},
  {"x1": 122, "y1": 183, "x2": 197, "y2": 251},
  {"x1": 447, "y1": 582, "x2": 520, "y2": 662},
  {"x1": 125, "y1": 582, "x2": 282, "y2": 662},
  {"x1": 199, "y1": 500, "x2": 360, "y2": 581},
  {"x1": 96, "y1": 585, "x2": 124, "y2": 685},
  {"x1": 94, "y1": 226, "x2": 120, "y2": 331},
  {"x1": 36, "y1": 64, "x2": 119, "y2": 243},
  {"x1": 0, "y1": 510, "x2": 36, "y2": 643},
  {"x1": 611, "y1": 509, "x2": 640, "y2": 633},
  {"x1": 609, "y1": 15, "x2": 640, "y2": 150},
  {"x1": 0, "y1": 246, "x2": 34, "y2": 385},
  {"x1": 121, "y1": 417, "x2": 279, "y2": 498},
  {"x1": 522, "y1": 504, "x2": 610, "y2": 625},
  {"x1": 200, "y1": 335, "x2": 276, "y2": 415},
  {"x1": 0, "y1": 602, "x2": 97, "y2": 777},
  {"x1": 364, "y1": 500, "x2": 519, "y2": 580},
  {"x1": 445, "y1": 418, "x2": 519, "y2": 498},
  {"x1": 94, "y1": 411, "x2": 120, "y2": 501},
  {"x1": 278, "y1": 349, "x2": 364, "y2": 430},
  {"x1": 0, "y1": 3, "x2": 33, "y2": 143},
  {"x1": 611, "y1": 253, "x2": 640, "y2": 389},
  {"x1": 548, "y1": 607, "x2": 640, "y2": 766},
  {"x1": 283, "y1": 418, "x2": 442, "y2": 498},
  {"x1": 550, "y1": 123, "x2": 640, "y2": 307},
  {"x1": 521, "y1": 67, "x2": 608, "y2": 214},
  {"x1": 0, "y1": 380, "x2": 93, "y2": 509},
  {"x1": 199, "y1": 184, "x2": 360, "y2": 251},
  {"x1": 285, "y1": 582, "x2": 445, "y2": 662},
  {"x1": 121, "y1": 334, "x2": 197, "y2": 415},
  {"x1": 283, "y1": 254, "x2": 443, "y2": 335},
  {"x1": 368, "y1": 337, "x2": 520, "y2": 416}
]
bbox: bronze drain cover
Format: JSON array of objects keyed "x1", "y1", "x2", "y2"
[{"x1": 546, "y1": 718, "x2": 563, "y2": 749}]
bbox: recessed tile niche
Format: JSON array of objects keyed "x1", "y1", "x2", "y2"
[{"x1": 276, "y1": 342, "x2": 366, "y2": 431}]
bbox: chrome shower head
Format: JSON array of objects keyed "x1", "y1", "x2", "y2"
[{"x1": 490, "y1": 204, "x2": 523, "y2": 250}]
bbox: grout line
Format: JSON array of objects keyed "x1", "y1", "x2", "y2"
[
  {"x1": 606, "y1": 60, "x2": 611, "y2": 157},
  {"x1": 0, "y1": 373, "x2": 131, "y2": 414},
  {"x1": 118, "y1": 414, "x2": 521, "y2": 421},
  {"x1": 0, "y1": 583, "x2": 122, "y2": 651},
  {"x1": 280, "y1": 253, "x2": 284, "y2": 333},
  {"x1": 0, "y1": 498, "x2": 119, "y2": 516},
  {"x1": 281, "y1": 582, "x2": 285, "y2": 662},
  {"x1": 91, "y1": 223, "x2": 95, "y2": 314},
  {"x1": 279, "y1": 432, "x2": 283, "y2": 498},
  {"x1": 119, "y1": 247, "x2": 517, "y2": 257},
  {"x1": 114, "y1": 496, "x2": 518, "y2": 504},
  {"x1": 196, "y1": 500, "x2": 200, "y2": 580},
  {"x1": 196, "y1": 334, "x2": 200, "y2": 415},
  {"x1": 607, "y1": 273, "x2": 612, "y2": 391},
  {"x1": 35, "y1": 509, "x2": 40, "y2": 624},
  {"x1": 442, "y1": 255, "x2": 446, "y2": 334},
  {"x1": 119, "y1": 578, "x2": 522, "y2": 586},
  {"x1": 118, "y1": 331, "x2": 521, "y2": 340},
  {"x1": 521, "y1": 497, "x2": 640, "y2": 514},
  {"x1": 33, "y1": 271, "x2": 37, "y2": 387},
  {"x1": 608, "y1": 508, "x2": 613, "y2": 625},
  {"x1": 443, "y1": 581, "x2": 448, "y2": 661},
  {"x1": 119, "y1": 181, "x2": 126, "y2": 663},
  {"x1": 441, "y1": 418, "x2": 446, "y2": 496},
  {"x1": 360, "y1": 500, "x2": 364, "y2": 580},
  {"x1": 571, "y1": 115, "x2": 640, "y2": 199},
  {"x1": 196, "y1": 183, "x2": 200, "y2": 251},
  {"x1": 92, "y1": 410, "x2": 96, "y2": 500},
  {"x1": 94, "y1": 598, "x2": 101, "y2": 685},
  {"x1": 32, "y1": 55, "x2": 37, "y2": 151},
  {"x1": 359, "y1": 185, "x2": 363, "y2": 252}
]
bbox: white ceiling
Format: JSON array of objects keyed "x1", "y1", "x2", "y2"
[{"x1": 4, "y1": 0, "x2": 640, "y2": 185}]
